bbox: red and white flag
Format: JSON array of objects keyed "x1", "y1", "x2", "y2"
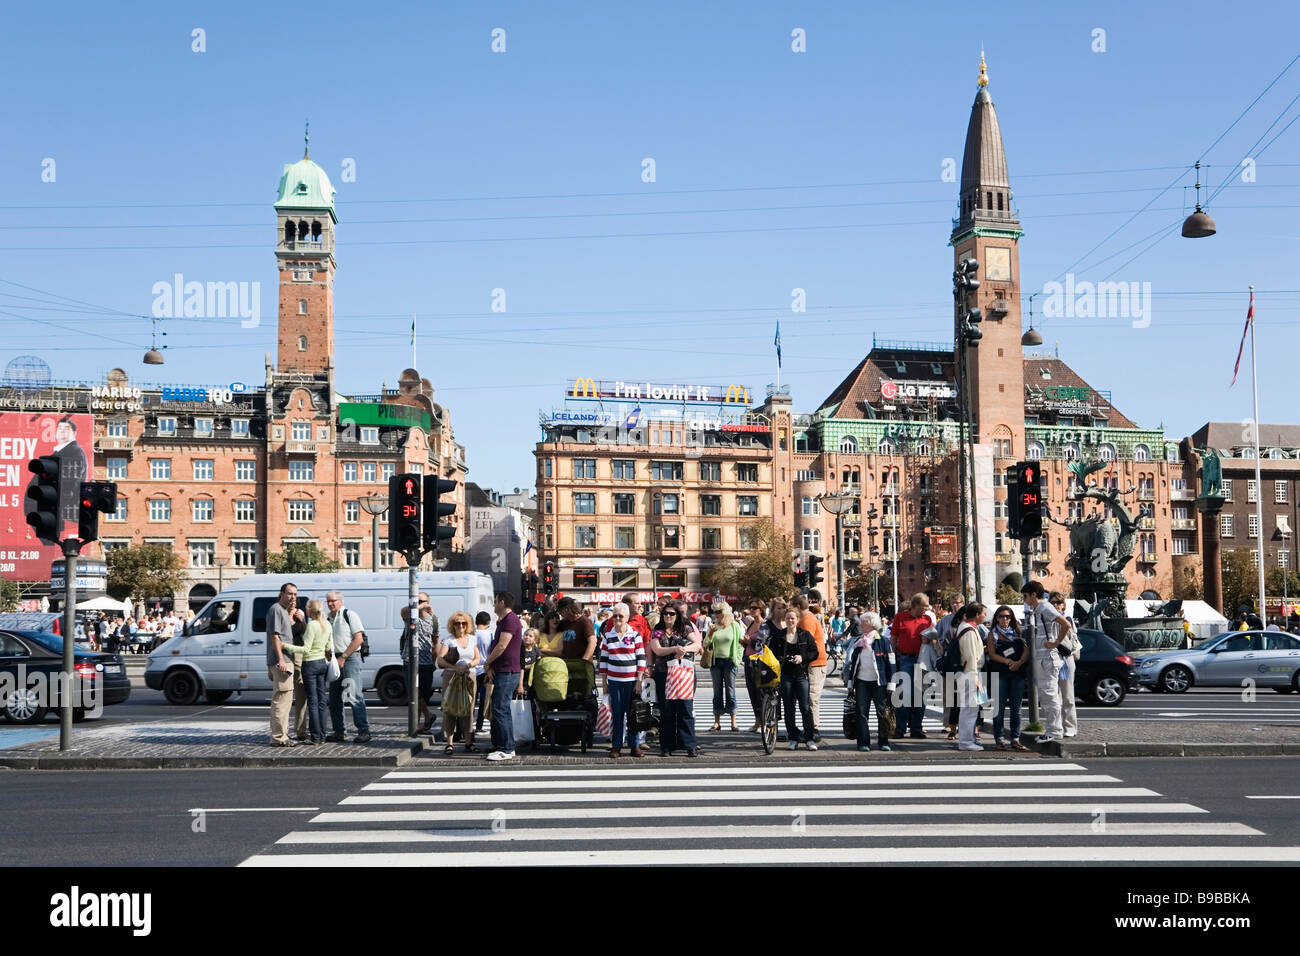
[{"x1": 1231, "y1": 290, "x2": 1254, "y2": 386}]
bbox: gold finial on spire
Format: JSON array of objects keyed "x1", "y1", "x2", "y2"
[
  {"x1": 304, "y1": 120, "x2": 310, "y2": 159},
  {"x1": 977, "y1": 49, "x2": 988, "y2": 87}
]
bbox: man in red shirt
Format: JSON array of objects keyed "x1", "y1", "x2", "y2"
[
  {"x1": 790, "y1": 594, "x2": 828, "y2": 741},
  {"x1": 600, "y1": 592, "x2": 650, "y2": 641},
  {"x1": 890, "y1": 592, "x2": 934, "y2": 739}
]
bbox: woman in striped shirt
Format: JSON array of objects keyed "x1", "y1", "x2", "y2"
[{"x1": 599, "y1": 602, "x2": 647, "y2": 759}]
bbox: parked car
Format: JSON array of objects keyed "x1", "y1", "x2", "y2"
[
  {"x1": 1136, "y1": 629, "x2": 1300, "y2": 693},
  {"x1": 1074, "y1": 628, "x2": 1139, "y2": 706},
  {"x1": 0, "y1": 629, "x2": 131, "y2": 724}
]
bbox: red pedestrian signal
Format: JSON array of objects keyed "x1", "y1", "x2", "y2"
[{"x1": 388, "y1": 474, "x2": 421, "y2": 554}]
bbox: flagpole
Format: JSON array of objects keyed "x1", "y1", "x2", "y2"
[
  {"x1": 1250, "y1": 285, "x2": 1267, "y2": 622},
  {"x1": 412, "y1": 312, "x2": 417, "y2": 371}
]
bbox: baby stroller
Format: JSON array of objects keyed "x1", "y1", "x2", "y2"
[{"x1": 530, "y1": 657, "x2": 597, "y2": 752}]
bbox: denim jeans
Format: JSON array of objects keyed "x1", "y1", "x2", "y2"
[
  {"x1": 779, "y1": 671, "x2": 814, "y2": 743},
  {"x1": 660, "y1": 698, "x2": 696, "y2": 753},
  {"x1": 328, "y1": 654, "x2": 369, "y2": 735},
  {"x1": 711, "y1": 659, "x2": 736, "y2": 716},
  {"x1": 474, "y1": 674, "x2": 489, "y2": 732},
  {"x1": 743, "y1": 659, "x2": 763, "y2": 721},
  {"x1": 489, "y1": 671, "x2": 520, "y2": 753},
  {"x1": 896, "y1": 655, "x2": 925, "y2": 735},
  {"x1": 302, "y1": 658, "x2": 330, "y2": 742},
  {"x1": 607, "y1": 679, "x2": 637, "y2": 749},
  {"x1": 854, "y1": 679, "x2": 885, "y2": 748},
  {"x1": 992, "y1": 671, "x2": 1026, "y2": 742}
]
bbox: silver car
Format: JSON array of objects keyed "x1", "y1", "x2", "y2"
[{"x1": 1136, "y1": 630, "x2": 1300, "y2": 693}]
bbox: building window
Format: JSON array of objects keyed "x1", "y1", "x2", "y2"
[
  {"x1": 738, "y1": 527, "x2": 758, "y2": 550},
  {"x1": 192, "y1": 459, "x2": 214, "y2": 481},
  {"x1": 223, "y1": 541, "x2": 254, "y2": 569},
  {"x1": 187, "y1": 417, "x2": 212, "y2": 439},
  {"x1": 341, "y1": 541, "x2": 361, "y2": 567},
  {"x1": 230, "y1": 418, "x2": 250, "y2": 438},
  {"x1": 700, "y1": 494, "x2": 721, "y2": 516},
  {"x1": 701, "y1": 528, "x2": 722, "y2": 550},
  {"x1": 290, "y1": 421, "x2": 311, "y2": 441},
  {"x1": 699, "y1": 460, "x2": 721, "y2": 481},
  {"x1": 1026, "y1": 441, "x2": 1044, "y2": 460},
  {"x1": 289, "y1": 460, "x2": 315, "y2": 481},
  {"x1": 343, "y1": 462, "x2": 357, "y2": 482},
  {"x1": 877, "y1": 439, "x2": 895, "y2": 455},
  {"x1": 106, "y1": 457, "x2": 127, "y2": 479},
  {"x1": 362, "y1": 462, "x2": 377, "y2": 483},
  {"x1": 226, "y1": 499, "x2": 253, "y2": 523},
  {"x1": 653, "y1": 526, "x2": 681, "y2": 550},
  {"x1": 574, "y1": 493, "x2": 596, "y2": 514},
  {"x1": 1251, "y1": 549, "x2": 1260, "y2": 569},
  {"x1": 1248, "y1": 514, "x2": 1259, "y2": 538},
  {"x1": 150, "y1": 459, "x2": 171, "y2": 480},
  {"x1": 544, "y1": 525, "x2": 553, "y2": 550},
  {"x1": 612, "y1": 460, "x2": 635, "y2": 480},
  {"x1": 378, "y1": 542, "x2": 396, "y2": 568},
  {"x1": 1248, "y1": 480, "x2": 1258, "y2": 503},
  {"x1": 1276, "y1": 481, "x2": 1288, "y2": 504},
  {"x1": 544, "y1": 492, "x2": 553, "y2": 514},
  {"x1": 570, "y1": 569, "x2": 599, "y2": 589},
  {"x1": 107, "y1": 419, "x2": 128, "y2": 437},
  {"x1": 157, "y1": 417, "x2": 177, "y2": 436},
  {"x1": 653, "y1": 493, "x2": 679, "y2": 515},
  {"x1": 382, "y1": 463, "x2": 396, "y2": 481},
  {"x1": 614, "y1": 526, "x2": 635, "y2": 549},
  {"x1": 149, "y1": 498, "x2": 171, "y2": 522},
  {"x1": 1221, "y1": 515, "x2": 1234, "y2": 537},
  {"x1": 1222, "y1": 479, "x2": 1233, "y2": 502},
  {"x1": 575, "y1": 525, "x2": 596, "y2": 549},
  {"x1": 613, "y1": 493, "x2": 635, "y2": 515},
  {"x1": 344, "y1": 501, "x2": 359, "y2": 523},
  {"x1": 612, "y1": 568, "x2": 638, "y2": 589},
  {"x1": 801, "y1": 529, "x2": 820, "y2": 551},
  {"x1": 574, "y1": 458, "x2": 596, "y2": 479},
  {"x1": 288, "y1": 500, "x2": 315, "y2": 523},
  {"x1": 650, "y1": 460, "x2": 683, "y2": 481},
  {"x1": 192, "y1": 499, "x2": 214, "y2": 522},
  {"x1": 1281, "y1": 549, "x2": 1290, "y2": 570},
  {"x1": 1133, "y1": 443, "x2": 1150, "y2": 461},
  {"x1": 544, "y1": 458, "x2": 553, "y2": 478},
  {"x1": 802, "y1": 496, "x2": 820, "y2": 516},
  {"x1": 1062, "y1": 442, "x2": 1080, "y2": 461},
  {"x1": 1098, "y1": 443, "x2": 1115, "y2": 461},
  {"x1": 1173, "y1": 537, "x2": 1191, "y2": 555},
  {"x1": 230, "y1": 460, "x2": 253, "y2": 481},
  {"x1": 737, "y1": 495, "x2": 759, "y2": 516},
  {"x1": 736, "y1": 463, "x2": 758, "y2": 482},
  {"x1": 360, "y1": 427, "x2": 379, "y2": 444},
  {"x1": 840, "y1": 436, "x2": 858, "y2": 454},
  {"x1": 189, "y1": 541, "x2": 215, "y2": 568},
  {"x1": 107, "y1": 498, "x2": 127, "y2": 522}
]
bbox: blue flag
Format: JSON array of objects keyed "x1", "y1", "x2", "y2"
[{"x1": 774, "y1": 320, "x2": 782, "y2": 368}]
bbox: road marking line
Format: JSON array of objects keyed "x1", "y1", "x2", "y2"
[
  {"x1": 276, "y1": 821, "x2": 1262, "y2": 844},
  {"x1": 190, "y1": 807, "x2": 320, "y2": 813},
  {"x1": 243, "y1": 845, "x2": 1300, "y2": 866},
  {"x1": 310, "y1": 802, "x2": 1207, "y2": 823},
  {"x1": 382, "y1": 762, "x2": 1091, "y2": 780},
  {"x1": 340, "y1": 786, "x2": 1160, "y2": 805},
  {"x1": 1244, "y1": 795, "x2": 1300, "y2": 800},
  {"x1": 363, "y1": 773, "x2": 1119, "y2": 791}
]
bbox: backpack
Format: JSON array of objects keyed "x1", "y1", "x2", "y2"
[
  {"x1": 938, "y1": 632, "x2": 966, "y2": 673},
  {"x1": 342, "y1": 608, "x2": 369, "y2": 660}
]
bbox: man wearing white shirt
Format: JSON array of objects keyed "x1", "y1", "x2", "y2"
[{"x1": 1021, "y1": 581, "x2": 1074, "y2": 743}]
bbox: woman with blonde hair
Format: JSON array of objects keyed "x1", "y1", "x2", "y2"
[
  {"x1": 705, "y1": 601, "x2": 744, "y2": 732},
  {"x1": 299, "y1": 599, "x2": 333, "y2": 745},
  {"x1": 438, "y1": 611, "x2": 481, "y2": 753}
]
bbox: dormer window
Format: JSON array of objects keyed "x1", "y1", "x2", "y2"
[
  {"x1": 1039, "y1": 368, "x2": 1052, "y2": 380},
  {"x1": 930, "y1": 362, "x2": 942, "y2": 375},
  {"x1": 894, "y1": 361, "x2": 907, "y2": 374},
  {"x1": 296, "y1": 182, "x2": 308, "y2": 194}
]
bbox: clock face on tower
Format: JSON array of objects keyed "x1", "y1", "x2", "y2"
[{"x1": 985, "y1": 247, "x2": 1011, "y2": 282}]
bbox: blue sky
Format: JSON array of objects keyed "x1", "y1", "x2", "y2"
[{"x1": 1, "y1": 1, "x2": 1298, "y2": 489}]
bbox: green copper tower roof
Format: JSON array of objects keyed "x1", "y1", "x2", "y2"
[{"x1": 275, "y1": 148, "x2": 337, "y2": 219}]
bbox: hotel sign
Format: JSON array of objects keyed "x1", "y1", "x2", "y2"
[{"x1": 569, "y1": 379, "x2": 752, "y2": 405}]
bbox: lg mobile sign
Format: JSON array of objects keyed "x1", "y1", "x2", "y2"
[{"x1": 0, "y1": 412, "x2": 93, "y2": 580}]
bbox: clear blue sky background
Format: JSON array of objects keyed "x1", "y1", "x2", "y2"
[{"x1": 1, "y1": 1, "x2": 1298, "y2": 489}]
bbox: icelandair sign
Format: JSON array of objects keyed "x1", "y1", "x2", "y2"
[{"x1": 568, "y1": 379, "x2": 751, "y2": 405}]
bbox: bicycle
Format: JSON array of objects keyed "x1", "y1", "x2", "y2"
[
  {"x1": 825, "y1": 639, "x2": 844, "y2": 677},
  {"x1": 759, "y1": 685, "x2": 782, "y2": 754}
]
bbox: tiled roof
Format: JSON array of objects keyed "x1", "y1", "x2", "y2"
[
  {"x1": 816, "y1": 348, "x2": 954, "y2": 420},
  {"x1": 1023, "y1": 357, "x2": 1138, "y2": 429}
]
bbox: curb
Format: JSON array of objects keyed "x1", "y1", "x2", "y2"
[
  {"x1": 1047, "y1": 741, "x2": 1300, "y2": 758},
  {"x1": 0, "y1": 740, "x2": 425, "y2": 771}
]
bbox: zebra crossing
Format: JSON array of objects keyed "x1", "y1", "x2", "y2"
[{"x1": 240, "y1": 760, "x2": 1300, "y2": 866}]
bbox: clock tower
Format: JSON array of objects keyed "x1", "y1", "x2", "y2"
[
  {"x1": 950, "y1": 54, "x2": 1025, "y2": 456},
  {"x1": 274, "y1": 132, "x2": 337, "y2": 376}
]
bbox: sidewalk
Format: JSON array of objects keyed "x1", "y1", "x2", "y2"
[{"x1": 1040, "y1": 719, "x2": 1300, "y2": 758}]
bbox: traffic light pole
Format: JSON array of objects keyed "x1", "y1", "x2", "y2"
[
  {"x1": 60, "y1": 539, "x2": 79, "y2": 752},
  {"x1": 1022, "y1": 532, "x2": 1039, "y2": 725},
  {"x1": 407, "y1": 555, "x2": 420, "y2": 737}
]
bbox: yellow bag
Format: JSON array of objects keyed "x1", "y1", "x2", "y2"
[
  {"x1": 747, "y1": 645, "x2": 781, "y2": 689},
  {"x1": 443, "y1": 672, "x2": 475, "y2": 718}
]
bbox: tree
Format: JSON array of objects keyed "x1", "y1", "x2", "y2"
[
  {"x1": 107, "y1": 543, "x2": 187, "y2": 606},
  {"x1": 729, "y1": 519, "x2": 794, "y2": 603},
  {"x1": 0, "y1": 579, "x2": 19, "y2": 612},
  {"x1": 699, "y1": 559, "x2": 738, "y2": 597},
  {"x1": 264, "y1": 542, "x2": 341, "y2": 574},
  {"x1": 1266, "y1": 566, "x2": 1300, "y2": 601},
  {"x1": 1220, "y1": 549, "x2": 1256, "y2": 618}
]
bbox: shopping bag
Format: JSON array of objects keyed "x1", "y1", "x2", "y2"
[
  {"x1": 443, "y1": 673, "x2": 474, "y2": 718},
  {"x1": 882, "y1": 703, "x2": 898, "y2": 739},
  {"x1": 842, "y1": 691, "x2": 858, "y2": 741},
  {"x1": 510, "y1": 698, "x2": 535, "y2": 744},
  {"x1": 596, "y1": 694, "x2": 612, "y2": 737},
  {"x1": 327, "y1": 656, "x2": 340, "y2": 682},
  {"x1": 665, "y1": 660, "x2": 696, "y2": 700}
]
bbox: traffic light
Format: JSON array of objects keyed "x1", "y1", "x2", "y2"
[
  {"x1": 792, "y1": 552, "x2": 806, "y2": 589},
  {"x1": 77, "y1": 481, "x2": 118, "y2": 544},
  {"x1": 542, "y1": 560, "x2": 556, "y2": 595},
  {"x1": 421, "y1": 475, "x2": 457, "y2": 551},
  {"x1": 954, "y1": 257, "x2": 982, "y2": 345},
  {"x1": 808, "y1": 554, "x2": 824, "y2": 589},
  {"x1": 1010, "y1": 461, "x2": 1044, "y2": 539},
  {"x1": 387, "y1": 474, "x2": 421, "y2": 553},
  {"x1": 25, "y1": 456, "x2": 62, "y2": 545}
]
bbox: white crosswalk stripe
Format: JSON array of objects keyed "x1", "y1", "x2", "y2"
[{"x1": 240, "y1": 759, "x2": 1291, "y2": 867}]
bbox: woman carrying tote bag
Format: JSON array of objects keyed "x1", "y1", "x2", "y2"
[{"x1": 705, "y1": 602, "x2": 745, "y2": 733}]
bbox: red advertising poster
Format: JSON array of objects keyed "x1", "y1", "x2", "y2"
[{"x1": 0, "y1": 412, "x2": 93, "y2": 580}]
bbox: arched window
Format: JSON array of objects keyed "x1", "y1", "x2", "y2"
[
  {"x1": 297, "y1": 299, "x2": 307, "y2": 315},
  {"x1": 1240, "y1": 446, "x2": 1255, "y2": 458},
  {"x1": 1063, "y1": 442, "x2": 1080, "y2": 461},
  {"x1": 1267, "y1": 447, "x2": 1284, "y2": 460},
  {"x1": 1098, "y1": 443, "x2": 1116, "y2": 462},
  {"x1": 801, "y1": 495, "x2": 819, "y2": 516},
  {"x1": 840, "y1": 435, "x2": 858, "y2": 453},
  {"x1": 917, "y1": 442, "x2": 930, "y2": 456},
  {"x1": 1133, "y1": 443, "x2": 1150, "y2": 462},
  {"x1": 298, "y1": 335, "x2": 308, "y2": 351},
  {"x1": 878, "y1": 439, "x2": 895, "y2": 455}
]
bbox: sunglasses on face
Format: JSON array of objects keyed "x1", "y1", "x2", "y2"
[{"x1": 662, "y1": 611, "x2": 677, "y2": 617}]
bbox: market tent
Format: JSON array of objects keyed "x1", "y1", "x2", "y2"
[{"x1": 77, "y1": 596, "x2": 131, "y2": 613}]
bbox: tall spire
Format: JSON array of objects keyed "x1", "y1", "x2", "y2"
[
  {"x1": 951, "y1": 52, "x2": 1020, "y2": 242},
  {"x1": 304, "y1": 120, "x2": 310, "y2": 159},
  {"x1": 978, "y1": 49, "x2": 987, "y2": 88}
]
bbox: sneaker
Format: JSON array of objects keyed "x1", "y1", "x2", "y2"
[
  {"x1": 1064, "y1": 731, "x2": 1078, "y2": 738},
  {"x1": 485, "y1": 750, "x2": 503, "y2": 760},
  {"x1": 355, "y1": 731, "x2": 372, "y2": 743},
  {"x1": 958, "y1": 743, "x2": 983, "y2": 752},
  {"x1": 909, "y1": 731, "x2": 928, "y2": 739},
  {"x1": 812, "y1": 732, "x2": 822, "y2": 744},
  {"x1": 324, "y1": 732, "x2": 345, "y2": 743},
  {"x1": 880, "y1": 745, "x2": 892, "y2": 752},
  {"x1": 685, "y1": 749, "x2": 698, "y2": 757},
  {"x1": 487, "y1": 750, "x2": 515, "y2": 761},
  {"x1": 1034, "y1": 734, "x2": 1059, "y2": 744},
  {"x1": 858, "y1": 745, "x2": 872, "y2": 752},
  {"x1": 807, "y1": 741, "x2": 819, "y2": 751},
  {"x1": 787, "y1": 740, "x2": 799, "y2": 750}
]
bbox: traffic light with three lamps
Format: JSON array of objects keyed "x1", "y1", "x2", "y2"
[
  {"x1": 25, "y1": 456, "x2": 62, "y2": 545},
  {"x1": 807, "y1": 554, "x2": 825, "y2": 589},
  {"x1": 77, "y1": 481, "x2": 118, "y2": 544},
  {"x1": 422, "y1": 475, "x2": 457, "y2": 551}
]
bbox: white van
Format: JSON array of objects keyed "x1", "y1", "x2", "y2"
[{"x1": 143, "y1": 571, "x2": 496, "y2": 706}]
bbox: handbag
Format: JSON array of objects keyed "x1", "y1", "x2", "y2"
[
  {"x1": 665, "y1": 660, "x2": 696, "y2": 700},
  {"x1": 882, "y1": 703, "x2": 898, "y2": 739},
  {"x1": 629, "y1": 697, "x2": 655, "y2": 733},
  {"x1": 842, "y1": 688, "x2": 858, "y2": 740},
  {"x1": 700, "y1": 632, "x2": 714, "y2": 669},
  {"x1": 510, "y1": 698, "x2": 535, "y2": 743},
  {"x1": 596, "y1": 694, "x2": 612, "y2": 737},
  {"x1": 443, "y1": 672, "x2": 474, "y2": 718}
]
